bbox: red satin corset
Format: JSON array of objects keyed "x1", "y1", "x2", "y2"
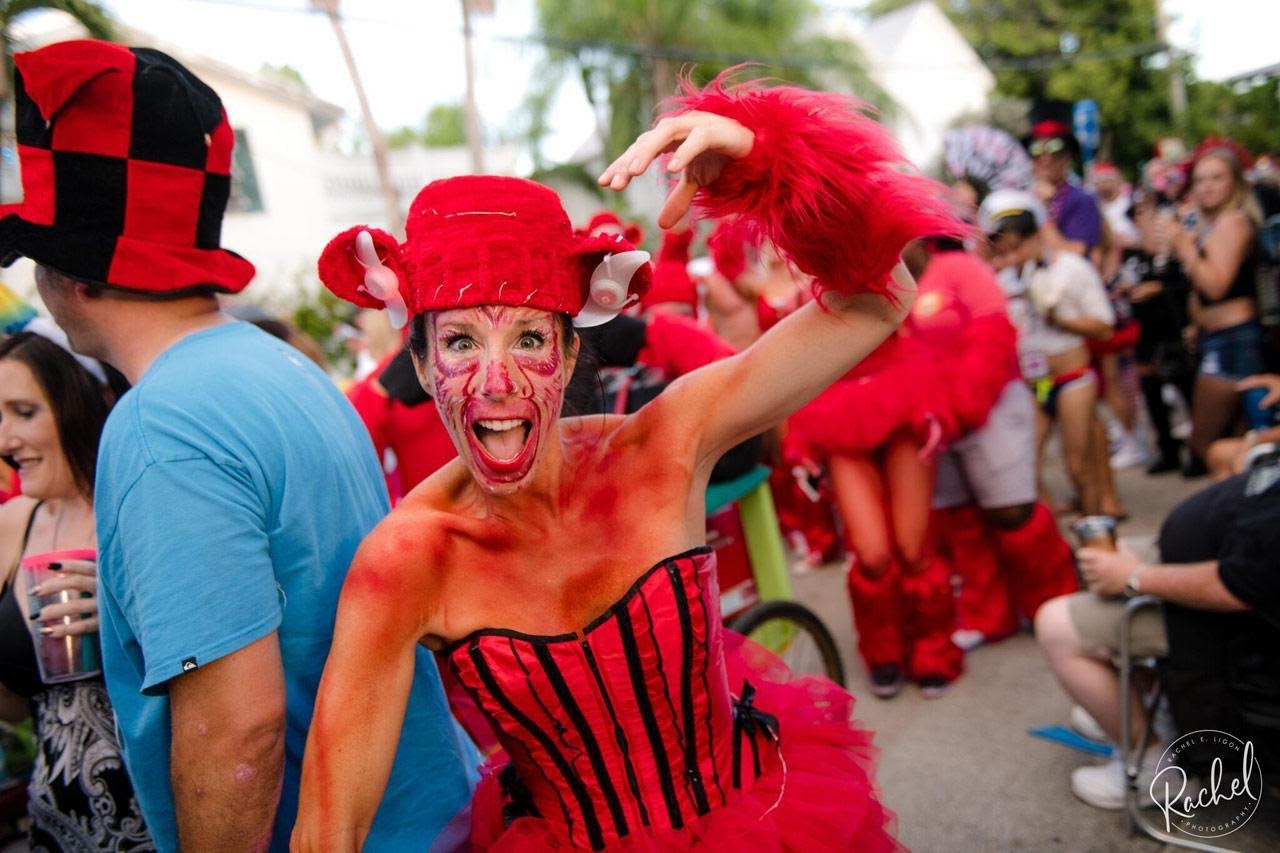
[{"x1": 442, "y1": 548, "x2": 761, "y2": 850}]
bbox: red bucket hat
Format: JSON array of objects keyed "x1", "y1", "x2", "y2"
[
  {"x1": 318, "y1": 176, "x2": 651, "y2": 328},
  {"x1": 0, "y1": 40, "x2": 254, "y2": 294}
]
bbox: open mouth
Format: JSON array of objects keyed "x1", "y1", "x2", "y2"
[{"x1": 471, "y1": 418, "x2": 532, "y2": 463}]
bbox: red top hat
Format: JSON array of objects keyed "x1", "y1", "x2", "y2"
[
  {"x1": 0, "y1": 40, "x2": 254, "y2": 294},
  {"x1": 318, "y1": 176, "x2": 651, "y2": 327}
]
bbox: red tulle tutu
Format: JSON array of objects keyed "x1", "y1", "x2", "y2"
[
  {"x1": 467, "y1": 631, "x2": 899, "y2": 851},
  {"x1": 788, "y1": 333, "x2": 952, "y2": 458}
]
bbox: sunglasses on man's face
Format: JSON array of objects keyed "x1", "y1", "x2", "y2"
[{"x1": 1029, "y1": 138, "x2": 1067, "y2": 158}]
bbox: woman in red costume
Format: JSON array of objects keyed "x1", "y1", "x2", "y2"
[
  {"x1": 787, "y1": 305, "x2": 961, "y2": 699},
  {"x1": 293, "y1": 75, "x2": 959, "y2": 850},
  {"x1": 907, "y1": 237, "x2": 1078, "y2": 650}
]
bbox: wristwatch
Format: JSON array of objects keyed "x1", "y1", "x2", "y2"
[{"x1": 1124, "y1": 567, "x2": 1144, "y2": 598}]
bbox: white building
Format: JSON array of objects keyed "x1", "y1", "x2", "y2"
[
  {"x1": 828, "y1": 0, "x2": 995, "y2": 172},
  {"x1": 2, "y1": 16, "x2": 518, "y2": 311}
]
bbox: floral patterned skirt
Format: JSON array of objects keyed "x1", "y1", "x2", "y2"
[{"x1": 28, "y1": 680, "x2": 152, "y2": 852}]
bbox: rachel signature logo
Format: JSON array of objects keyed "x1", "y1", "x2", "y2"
[{"x1": 1149, "y1": 730, "x2": 1263, "y2": 839}]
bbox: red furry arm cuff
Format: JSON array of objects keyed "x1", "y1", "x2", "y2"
[{"x1": 666, "y1": 81, "x2": 966, "y2": 300}]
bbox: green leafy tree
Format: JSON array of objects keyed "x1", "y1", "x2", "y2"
[
  {"x1": 387, "y1": 103, "x2": 467, "y2": 149},
  {"x1": 530, "y1": 0, "x2": 887, "y2": 166},
  {"x1": 870, "y1": 0, "x2": 1174, "y2": 170},
  {"x1": 1184, "y1": 77, "x2": 1280, "y2": 158},
  {"x1": 292, "y1": 288, "x2": 359, "y2": 374}
]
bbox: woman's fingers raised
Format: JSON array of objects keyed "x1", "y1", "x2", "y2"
[
  {"x1": 599, "y1": 112, "x2": 753, "y2": 195},
  {"x1": 599, "y1": 118, "x2": 688, "y2": 190},
  {"x1": 658, "y1": 176, "x2": 700, "y2": 231}
]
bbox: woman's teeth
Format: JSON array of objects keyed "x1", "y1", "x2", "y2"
[{"x1": 477, "y1": 419, "x2": 523, "y2": 432}]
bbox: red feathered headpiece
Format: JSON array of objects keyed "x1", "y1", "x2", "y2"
[
  {"x1": 579, "y1": 210, "x2": 646, "y2": 247},
  {"x1": 318, "y1": 177, "x2": 651, "y2": 328},
  {"x1": 707, "y1": 218, "x2": 756, "y2": 282},
  {"x1": 662, "y1": 73, "x2": 965, "y2": 301},
  {"x1": 640, "y1": 228, "x2": 697, "y2": 311}
]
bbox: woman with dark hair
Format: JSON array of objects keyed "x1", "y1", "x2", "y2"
[
  {"x1": 1158, "y1": 141, "x2": 1264, "y2": 473},
  {"x1": 0, "y1": 332, "x2": 152, "y2": 850},
  {"x1": 294, "y1": 77, "x2": 960, "y2": 849}
]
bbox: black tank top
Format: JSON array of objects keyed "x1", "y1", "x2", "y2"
[
  {"x1": 0, "y1": 502, "x2": 45, "y2": 698},
  {"x1": 1196, "y1": 225, "x2": 1257, "y2": 305}
]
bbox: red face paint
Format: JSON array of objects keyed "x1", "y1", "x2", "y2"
[{"x1": 429, "y1": 307, "x2": 567, "y2": 494}]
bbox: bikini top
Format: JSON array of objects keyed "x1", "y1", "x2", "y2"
[
  {"x1": 439, "y1": 548, "x2": 776, "y2": 851},
  {"x1": 0, "y1": 503, "x2": 45, "y2": 698}
]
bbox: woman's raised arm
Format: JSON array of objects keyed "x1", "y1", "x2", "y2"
[{"x1": 600, "y1": 76, "x2": 960, "y2": 467}]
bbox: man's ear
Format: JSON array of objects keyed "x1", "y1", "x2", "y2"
[{"x1": 72, "y1": 281, "x2": 101, "y2": 303}]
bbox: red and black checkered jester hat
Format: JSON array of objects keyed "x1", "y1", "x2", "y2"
[{"x1": 0, "y1": 40, "x2": 254, "y2": 294}]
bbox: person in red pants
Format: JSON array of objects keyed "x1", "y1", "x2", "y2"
[
  {"x1": 905, "y1": 237, "x2": 1079, "y2": 649},
  {"x1": 790, "y1": 328, "x2": 962, "y2": 698}
]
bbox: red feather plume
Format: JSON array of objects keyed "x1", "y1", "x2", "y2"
[{"x1": 664, "y1": 73, "x2": 966, "y2": 301}]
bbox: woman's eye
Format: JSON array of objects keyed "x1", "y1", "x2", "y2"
[
  {"x1": 13, "y1": 406, "x2": 35, "y2": 419},
  {"x1": 517, "y1": 332, "x2": 547, "y2": 350},
  {"x1": 444, "y1": 335, "x2": 476, "y2": 353}
]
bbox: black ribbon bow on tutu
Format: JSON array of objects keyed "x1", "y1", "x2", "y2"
[{"x1": 732, "y1": 679, "x2": 780, "y2": 788}]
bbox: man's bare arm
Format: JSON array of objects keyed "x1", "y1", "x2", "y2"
[{"x1": 170, "y1": 631, "x2": 286, "y2": 851}]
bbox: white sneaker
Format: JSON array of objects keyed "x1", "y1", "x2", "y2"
[
  {"x1": 1109, "y1": 433, "x2": 1150, "y2": 469},
  {"x1": 1071, "y1": 750, "x2": 1162, "y2": 810},
  {"x1": 1069, "y1": 705, "x2": 1110, "y2": 743}
]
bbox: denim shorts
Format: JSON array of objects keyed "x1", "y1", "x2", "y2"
[{"x1": 1199, "y1": 320, "x2": 1266, "y2": 380}]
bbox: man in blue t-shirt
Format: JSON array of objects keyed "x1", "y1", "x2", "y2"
[{"x1": 0, "y1": 41, "x2": 476, "y2": 851}]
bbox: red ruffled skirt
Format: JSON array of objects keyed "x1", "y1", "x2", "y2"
[
  {"x1": 789, "y1": 334, "x2": 951, "y2": 459},
  {"x1": 466, "y1": 632, "x2": 900, "y2": 851}
]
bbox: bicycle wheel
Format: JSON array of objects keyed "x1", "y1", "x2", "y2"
[{"x1": 727, "y1": 600, "x2": 845, "y2": 687}]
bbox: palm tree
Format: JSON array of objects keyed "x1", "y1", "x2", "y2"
[
  {"x1": 311, "y1": 0, "x2": 402, "y2": 236},
  {"x1": 530, "y1": 0, "x2": 889, "y2": 165},
  {"x1": 460, "y1": 0, "x2": 494, "y2": 173}
]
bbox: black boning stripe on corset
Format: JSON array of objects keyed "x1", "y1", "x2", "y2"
[
  {"x1": 692, "y1": 568, "x2": 727, "y2": 805},
  {"x1": 531, "y1": 643, "x2": 629, "y2": 837},
  {"x1": 664, "y1": 561, "x2": 711, "y2": 815},
  {"x1": 636, "y1": 580, "x2": 695, "y2": 811},
  {"x1": 445, "y1": 645, "x2": 576, "y2": 845},
  {"x1": 581, "y1": 640, "x2": 651, "y2": 827},
  {"x1": 467, "y1": 641, "x2": 605, "y2": 849},
  {"x1": 615, "y1": 594, "x2": 685, "y2": 829}
]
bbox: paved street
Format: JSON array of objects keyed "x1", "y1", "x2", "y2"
[{"x1": 793, "y1": 464, "x2": 1280, "y2": 852}]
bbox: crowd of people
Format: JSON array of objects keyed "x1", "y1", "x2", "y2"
[{"x1": 0, "y1": 35, "x2": 1278, "y2": 853}]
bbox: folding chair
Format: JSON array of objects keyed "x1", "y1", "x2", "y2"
[{"x1": 1118, "y1": 595, "x2": 1234, "y2": 852}]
